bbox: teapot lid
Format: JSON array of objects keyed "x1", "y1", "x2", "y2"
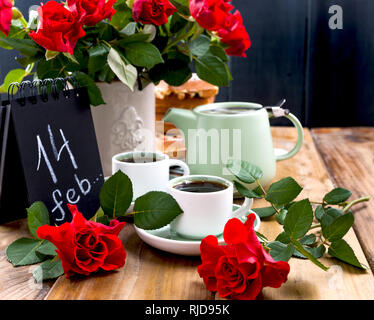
[{"x1": 195, "y1": 102, "x2": 263, "y2": 116}]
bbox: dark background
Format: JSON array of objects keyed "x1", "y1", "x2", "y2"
[{"x1": 1, "y1": 0, "x2": 373, "y2": 127}]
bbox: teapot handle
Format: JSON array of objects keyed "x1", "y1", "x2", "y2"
[{"x1": 267, "y1": 108, "x2": 304, "y2": 161}]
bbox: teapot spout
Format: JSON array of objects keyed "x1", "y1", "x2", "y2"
[{"x1": 163, "y1": 108, "x2": 197, "y2": 135}]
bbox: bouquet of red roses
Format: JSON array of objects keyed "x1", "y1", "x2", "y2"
[{"x1": 0, "y1": 0, "x2": 251, "y2": 105}]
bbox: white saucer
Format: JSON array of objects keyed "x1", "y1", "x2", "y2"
[{"x1": 134, "y1": 205, "x2": 261, "y2": 256}]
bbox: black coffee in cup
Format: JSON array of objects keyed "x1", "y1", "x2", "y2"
[
  {"x1": 120, "y1": 156, "x2": 160, "y2": 163},
  {"x1": 173, "y1": 180, "x2": 228, "y2": 193}
]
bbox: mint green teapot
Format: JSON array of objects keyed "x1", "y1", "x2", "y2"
[{"x1": 163, "y1": 101, "x2": 303, "y2": 188}]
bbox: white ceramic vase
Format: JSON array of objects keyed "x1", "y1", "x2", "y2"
[{"x1": 91, "y1": 82, "x2": 156, "y2": 177}]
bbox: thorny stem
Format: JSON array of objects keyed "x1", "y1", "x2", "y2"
[
  {"x1": 343, "y1": 196, "x2": 371, "y2": 213},
  {"x1": 310, "y1": 223, "x2": 321, "y2": 230},
  {"x1": 310, "y1": 201, "x2": 325, "y2": 205}
]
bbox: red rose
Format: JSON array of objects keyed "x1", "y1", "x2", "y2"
[
  {"x1": 37, "y1": 204, "x2": 126, "y2": 278},
  {"x1": 189, "y1": 0, "x2": 233, "y2": 31},
  {"x1": 68, "y1": 0, "x2": 117, "y2": 26},
  {"x1": 217, "y1": 11, "x2": 251, "y2": 57},
  {"x1": 0, "y1": 0, "x2": 13, "y2": 36},
  {"x1": 132, "y1": 0, "x2": 176, "y2": 26},
  {"x1": 29, "y1": 1, "x2": 85, "y2": 55},
  {"x1": 198, "y1": 214, "x2": 290, "y2": 300}
]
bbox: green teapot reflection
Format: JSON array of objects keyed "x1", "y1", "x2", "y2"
[{"x1": 163, "y1": 101, "x2": 304, "y2": 188}]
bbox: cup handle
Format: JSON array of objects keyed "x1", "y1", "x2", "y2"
[
  {"x1": 271, "y1": 111, "x2": 304, "y2": 161},
  {"x1": 230, "y1": 198, "x2": 253, "y2": 220},
  {"x1": 168, "y1": 159, "x2": 190, "y2": 176}
]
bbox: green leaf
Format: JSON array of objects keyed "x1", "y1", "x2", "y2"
[
  {"x1": 149, "y1": 57, "x2": 192, "y2": 86},
  {"x1": 252, "y1": 186, "x2": 264, "y2": 197},
  {"x1": 134, "y1": 191, "x2": 183, "y2": 230},
  {"x1": 62, "y1": 52, "x2": 80, "y2": 65},
  {"x1": 123, "y1": 42, "x2": 164, "y2": 69},
  {"x1": 209, "y1": 44, "x2": 228, "y2": 62},
  {"x1": 323, "y1": 188, "x2": 352, "y2": 205},
  {"x1": 142, "y1": 25, "x2": 156, "y2": 42},
  {"x1": 0, "y1": 68, "x2": 29, "y2": 93},
  {"x1": 36, "y1": 57, "x2": 63, "y2": 79},
  {"x1": 0, "y1": 38, "x2": 40, "y2": 56},
  {"x1": 252, "y1": 206, "x2": 277, "y2": 219},
  {"x1": 284, "y1": 199, "x2": 313, "y2": 240},
  {"x1": 226, "y1": 159, "x2": 263, "y2": 184},
  {"x1": 265, "y1": 177, "x2": 303, "y2": 206},
  {"x1": 291, "y1": 239, "x2": 329, "y2": 271},
  {"x1": 119, "y1": 33, "x2": 151, "y2": 45},
  {"x1": 275, "y1": 231, "x2": 290, "y2": 244},
  {"x1": 26, "y1": 202, "x2": 50, "y2": 240},
  {"x1": 234, "y1": 181, "x2": 262, "y2": 199},
  {"x1": 36, "y1": 240, "x2": 57, "y2": 256},
  {"x1": 72, "y1": 71, "x2": 105, "y2": 106},
  {"x1": 328, "y1": 239, "x2": 366, "y2": 270},
  {"x1": 33, "y1": 258, "x2": 64, "y2": 282},
  {"x1": 100, "y1": 171, "x2": 133, "y2": 218},
  {"x1": 96, "y1": 215, "x2": 111, "y2": 226},
  {"x1": 120, "y1": 22, "x2": 137, "y2": 35},
  {"x1": 189, "y1": 35, "x2": 211, "y2": 57},
  {"x1": 194, "y1": 54, "x2": 230, "y2": 87},
  {"x1": 45, "y1": 50, "x2": 59, "y2": 61},
  {"x1": 0, "y1": 26, "x2": 27, "y2": 50},
  {"x1": 321, "y1": 207, "x2": 344, "y2": 227},
  {"x1": 6, "y1": 238, "x2": 46, "y2": 267},
  {"x1": 107, "y1": 47, "x2": 138, "y2": 91},
  {"x1": 322, "y1": 211, "x2": 354, "y2": 242},
  {"x1": 275, "y1": 209, "x2": 288, "y2": 225},
  {"x1": 88, "y1": 44, "x2": 109, "y2": 76},
  {"x1": 111, "y1": 1, "x2": 132, "y2": 30},
  {"x1": 293, "y1": 245, "x2": 326, "y2": 260},
  {"x1": 268, "y1": 241, "x2": 295, "y2": 262},
  {"x1": 169, "y1": 0, "x2": 190, "y2": 16},
  {"x1": 170, "y1": 13, "x2": 188, "y2": 34},
  {"x1": 300, "y1": 234, "x2": 317, "y2": 245},
  {"x1": 315, "y1": 205, "x2": 325, "y2": 222}
]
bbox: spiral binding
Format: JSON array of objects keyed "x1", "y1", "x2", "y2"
[{"x1": 7, "y1": 77, "x2": 79, "y2": 106}]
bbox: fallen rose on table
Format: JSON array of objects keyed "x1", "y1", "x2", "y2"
[
  {"x1": 6, "y1": 170, "x2": 184, "y2": 281},
  {"x1": 198, "y1": 214, "x2": 290, "y2": 300}
]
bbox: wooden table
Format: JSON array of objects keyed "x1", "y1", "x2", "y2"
[{"x1": 1, "y1": 127, "x2": 374, "y2": 300}]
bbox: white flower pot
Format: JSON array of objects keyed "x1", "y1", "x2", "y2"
[{"x1": 91, "y1": 82, "x2": 156, "y2": 177}]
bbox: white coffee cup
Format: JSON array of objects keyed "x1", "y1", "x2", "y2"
[
  {"x1": 112, "y1": 151, "x2": 190, "y2": 200},
  {"x1": 168, "y1": 175, "x2": 253, "y2": 240}
]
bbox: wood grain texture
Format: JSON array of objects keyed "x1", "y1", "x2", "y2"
[
  {"x1": 0, "y1": 219, "x2": 54, "y2": 300},
  {"x1": 312, "y1": 128, "x2": 374, "y2": 271},
  {"x1": 44, "y1": 128, "x2": 374, "y2": 300},
  {"x1": 46, "y1": 223, "x2": 214, "y2": 300},
  {"x1": 259, "y1": 128, "x2": 374, "y2": 300}
]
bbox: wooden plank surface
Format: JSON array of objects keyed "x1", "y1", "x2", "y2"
[
  {"x1": 0, "y1": 219, "x2": 54, "y2": 300},
  {"x1": 44, "y1": 128, "x2": 374, "y2": 300},
  {"x1": 1, "y1": 128, "x2": 373, "y2": 300},
  {"x1": 312, "y1": 128, "x2": 374, "y2": 271}
]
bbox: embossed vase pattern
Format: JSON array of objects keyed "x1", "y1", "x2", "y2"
[{"x1": 91, "y1": 82, "x2": 156, "y2": 176}]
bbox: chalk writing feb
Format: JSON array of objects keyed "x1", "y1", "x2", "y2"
[{"x1": 36, "y1": 125, "x2": 94, "y2": 222}]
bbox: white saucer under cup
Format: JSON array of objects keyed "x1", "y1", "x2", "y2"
[{"x1": 134, "y1": 205, "x2": 261, "y2": 256}]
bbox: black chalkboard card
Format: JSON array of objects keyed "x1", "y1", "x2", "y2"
[{"x1": 0, "y1": 78, "x2": 104, "y2": 225}]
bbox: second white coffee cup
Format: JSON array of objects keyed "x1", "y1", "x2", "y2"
[
  {"x1": 112, "y1": 151, "x2": 190, "y2": 200},
  {"x1": 168, "y1": 175, "x2": 253, "y2": 240}
]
